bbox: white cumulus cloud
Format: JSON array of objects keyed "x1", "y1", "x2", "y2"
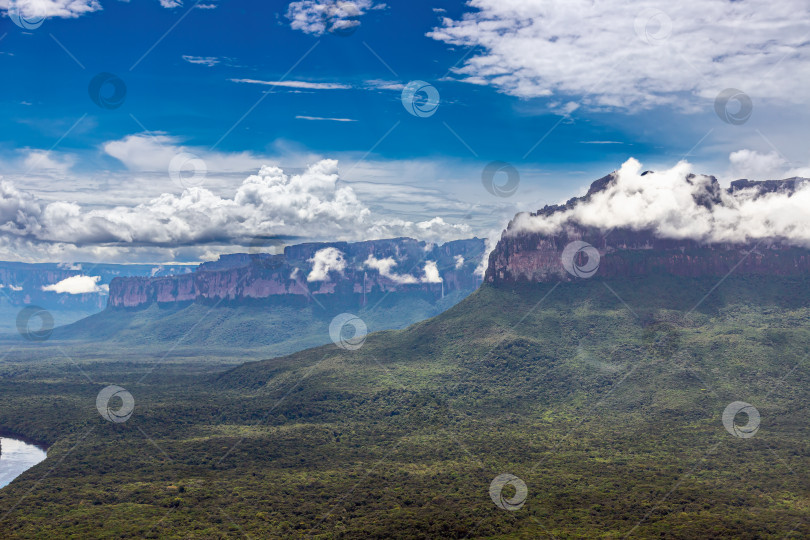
[
  {"x1": 103, "y1": 133, "x2": 266, "y2": 174},
  {"x1": 0, "y1": 159, "x2": 473, "y2": 262},
  {"x1": 729, "y1": 150, "x2": 787, "y2": 181},
  {"x1": 727, "y1": 149, "x2": 810, "y2": 182},
  {"x1": 364, "y1": 255, "x2": 442, "y2": 284},
  {"x1": 286, "y1": 0, "x2": 384, "y2": 35},
  {"x1": 23, "y1": 150, "x2": 74, "y2": 175},
  {"x1": 364, "y1": 254, "x2": 417, "y2": 284},
  {"x1": 0, "y1": 0, "x2": 101, "y2": 19},
  {"x1": 307, "y1": 247, "x2": 346, "y2": 281},
  {"x1": 422, "y1": 260, "x2": 442, "y2": 283},
  {"x1": 1, "y1": 284, "x2": 23, "y2": 291},
  {"x1": 42, "y1": 274, "x2": 107, "y2": 294}
]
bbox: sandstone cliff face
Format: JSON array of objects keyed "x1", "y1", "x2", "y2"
[
  {"x1": 108, "y1": 238, "x2": 486, "y2": 308},
  {"x1": 485, "y1": 176, "x2": 810, "y2": 285},
  {"x1": 485, "y1": 226, "x2": 810, "y2": 284}
]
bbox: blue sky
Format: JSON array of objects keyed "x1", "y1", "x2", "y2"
[
  {"x1": 0, "y1": 0, "x2": 808, "y2": 262},
  {"x1": 2, "y1": 1, "x2": 640, "y2": 166}
]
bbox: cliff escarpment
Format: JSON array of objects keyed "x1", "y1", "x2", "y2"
[{"x1": 107, "y1": 238, "x2": 485, "y2": 308}]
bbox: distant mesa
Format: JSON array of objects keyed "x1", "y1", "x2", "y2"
[{"x1": 106, "y1": 237, "x2": 486, "y2": 309}]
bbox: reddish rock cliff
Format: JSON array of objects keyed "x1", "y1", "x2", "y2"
[
  {"x1": 485, "y1": 225, "x2": 810, "y2": 284},
  {"x1": 108, "y1": 238, "x2": 485, "y2": 308}
]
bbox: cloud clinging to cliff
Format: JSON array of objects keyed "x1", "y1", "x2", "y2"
[
  {"x1": 307, "y1": 247, "x2": 346, "y2": 281},
  {"x1": 511, "y1": 158, "x2": 810, "y2": 246},
  {"x1": 364, "y1": 255, "x2": 442, "y2": 285}
]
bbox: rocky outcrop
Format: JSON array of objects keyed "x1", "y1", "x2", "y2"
[{"x1": 107, "y1": 238, "x2": 486, "y2": 308}]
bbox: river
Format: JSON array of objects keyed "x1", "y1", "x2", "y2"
[{"x1": 0, "y1": 437, "x2": 47, "y2": 489}]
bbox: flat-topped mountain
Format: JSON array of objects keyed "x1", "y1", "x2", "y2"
[
  {"x1": 486, "y1": 169, "x2": 810, "y2": 284},
  {"x1": 108, "y1": 237, "x2": 484, "y2": 309}
]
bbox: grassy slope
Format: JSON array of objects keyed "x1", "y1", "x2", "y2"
[
  {"x1": 46, "y1": 290, "x2": 471, "y2": 358},
  {"x1": 0, "y1": 276, "x2": 808, "y2": 538}
]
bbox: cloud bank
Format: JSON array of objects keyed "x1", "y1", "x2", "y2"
[
  {"x1": 511, "y1": 158, "x2": 810, "y2": 246},
  {"x1": 428, "y1": 0, "x2": 810, "y2": 110},
  {"x1": 0, "y1": 159, "x2": 472, "y2": 261}
]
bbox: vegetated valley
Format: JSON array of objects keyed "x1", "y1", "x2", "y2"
[{"x1": 0, "y1": 275, "x2": 807, "y2": 538}]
